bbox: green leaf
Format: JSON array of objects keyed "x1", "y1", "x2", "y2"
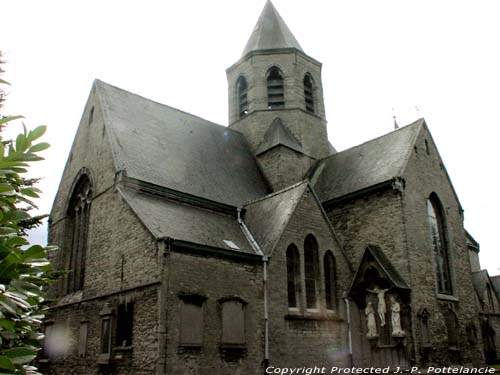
[
  {"x1": 0, "y1": 116, "x2": 24, "y2": 126},
  {"x1": 15, "y1": 134, "x2": 28, "y2": 153},
  {"x1": 0, "y1": 319, "x2": 16, "y2": 332},
  {"x1": 0, "y1": 184, "x2": 14, "y2": 194},
  {"x1": 0, "y1": 355, "x2": 15, "y2": 371},
  {"x1": 3, "y1": 347, "x2": 37, "y2": 364},
  {"x1": 28, "y1": 143, "x2": 50, "y2": 153},
  {"x1": 20, "y1": 189, "x2": 39, "y2": 198},
  {"x1": 0, "y1": 227, "x2": 17, "y2": 236},
  {"x1": 26, "y1": 126, "x2": 47, "y2": 142},
  {"x1": 7, "y1": 210, "x2": 30, "y2": 223},
  {"x1": 10, "y1": 281, "x2": 41, "y2": 297},
  {"x1": 6, "y1": 237, "x2": 28, "y2": 247},
  {"x1": 0, "y1": 298, "x2": 18, "y2": 315},
  {"x1": 21, "y1": 246, "x2": 45, "y2": 261}
]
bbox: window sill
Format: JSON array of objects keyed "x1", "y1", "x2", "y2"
[
  {"x1": 97, "y1": 354, "x2": 110, "y2": 365},
  {"x1": 285, "y1": 313, "x2": 343, "y2": 322},
  {"x1": 436, "y1": 293, "x2": 458, "y2": 302},
  {"x1": 219, "y1": 345, "x2": 247, "y2": 362},
  {"x1": 114, "y1": 345, "x2": 133, "y2": 352}
]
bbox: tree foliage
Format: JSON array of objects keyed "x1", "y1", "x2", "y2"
[{"x1": 0, "y1": 55, "x2": 55, "y2": 375}]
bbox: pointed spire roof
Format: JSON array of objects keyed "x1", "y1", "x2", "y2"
[
  {"x1": 255, "y1": 117, "x2": 304, "y2": 155},
  {"x1": 242, "y1": 1, "x2": 303, "y2": 57}
]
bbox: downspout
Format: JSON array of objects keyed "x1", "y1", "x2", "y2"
[
  {"x1": 237, "y1": 207, "x2": 269, "y2": 368},
  {"x1": 343, "y1": 291, "x2": 353, "y2": 367},
  {"x1": 157, "y1": 239, "x2": 170, "y2": 375}
]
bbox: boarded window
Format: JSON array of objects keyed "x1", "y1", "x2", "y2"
[
  {"x1": 303, "y1": 74, "x2": 314, "y2": 113},
  {"x1": 180, "y1": 296, "x2": 205, "y2": 347},
  {"x1": 116, "y1": 303, "x2": 134, "y2": 347},
  {"x1": 267, "y1": 67, "x2": 284, "y2": 109},
  {"x1": 427, "y1": 194, "x2": 452, "y2": 295},
  {"x1": 237, "y1": 76, "x2": 248, "y2": 118},
  {"x1": 286, "y1": 244, "x2": 300, "y2": 308},
  {"x1": 78, "y1": 321, "x2": 89, "y2": 357},
  {"x1": 324, "y1": 251, "x2": 336, "y2": 310},
  {"x1": 221, "y1": 300, "x2": 245, "y2": 346},
  {"x1": 304, "y1": 234, "x2": 319, "y2": 309}
]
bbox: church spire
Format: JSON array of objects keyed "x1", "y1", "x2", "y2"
[{"x1": 242, "y1": 1, "x2": 303, "y2": 57}]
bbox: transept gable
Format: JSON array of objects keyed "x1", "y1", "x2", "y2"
[
  {"x1": 348, "y1": 245, "x2": 410, "y2": 309},
  {"x1": 309, "y1": 119, "x2": 423, "y2": 205}
]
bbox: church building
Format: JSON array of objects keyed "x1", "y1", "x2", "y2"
[{"x1": 43, "y1": 1, "x2": 500, "y2": 373}]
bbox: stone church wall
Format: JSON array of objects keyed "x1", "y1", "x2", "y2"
[
  {"x1": 164, "y1": 250, "x2": 264, "y2": 375},
  {"x1": 40, "y1": 286, "x2": 158, "y2": 375},
  {"x1": 327, "y1": 188, "x2": 408, "y2": 283},
  {"x1": 266, "y1": 187, "x2": 352, "y2": 368},
  {"x1": 401, "y1": 125, "x2": 483, "y2": 366},
  {"x1": 46, "y1": 85, "x2": 162, "y2": 374}
]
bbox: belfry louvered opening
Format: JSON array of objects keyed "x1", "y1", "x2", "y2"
[
  {"x1": 303, "y1": 74, "x2": 314, "y2": 113},
  {"x1": 267, "y1": 67, "x2": 284, "y2": 109},
  {"x1": 237, "y1": 76, "x2": 248, "y2": 118}
]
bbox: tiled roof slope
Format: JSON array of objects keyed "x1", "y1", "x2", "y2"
[
  {"x1": 310, "y1": 119, "x2": 424, "y2": 203},
  {"x1": 471, "y1": 270, "x2": 489, "y2": 301},
  {"x1": 242, "y1": 0, "x2": 303, "y2": 57},
  {"x1": 95, "y1": 80, "x2": 270, "y2": 207},
  {"x1": 119, "y1": 187, "x2": 255, "y2": 255},
  {"x1": 255, "y1": 117, "x2": 304, "y2": 156},
  {"x1": 243, "y1": 181, "x2": 308, "y2": 255}
]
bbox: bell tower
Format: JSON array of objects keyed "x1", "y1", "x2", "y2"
[{"x1": 227, "y1": 1, "x2": 331, "y2": 191}]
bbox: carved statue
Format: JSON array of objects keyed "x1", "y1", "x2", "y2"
[
  {"x1": 365, "y1": 302, "x2": 377, "y2": 337},
  {"x1": 390, "y1": 296, "x2": 404, "y2": 336},
  {"x1": 367, "y1": 286, "x2": 389, "y2": 326}
]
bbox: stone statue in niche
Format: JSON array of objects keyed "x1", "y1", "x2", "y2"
[
  {"x1": 365, "y1": 302, "x2": 378, "y2": 338},
  {"x1": 367, "y1": 286, "x2": 389, "y2": 326},
  {"x1": 390, "y1": 296, "x2": 404, "y2": 336}
]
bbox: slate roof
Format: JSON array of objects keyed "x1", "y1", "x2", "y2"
[
  {"x1": 243, "y1": 181, "x2": 308, "y2": 255},
  {"x1": 242, "y1": 0, "x2": 303, "y2": 57},
  {"x1": 466, "y1": 230, "x2": 480, "y2": 251},
  {"x1": 491, "y1": 276, "x2": 500, "y2": 301},
  {"x1": 255, "y1": 118, "x2": 304, "y2": 156},
  {"x1": 96, "y1": 80, "x2": 269, "y2": 207},
  {"x1": 310, "y1": 119, "x2": 424, "y2": 203},
  {"x1": 471, "y1": 270, "x2": 490, "y2": 301},
  {"x1": 119, "y1": 186, "x2": 255, "y2": 255}
]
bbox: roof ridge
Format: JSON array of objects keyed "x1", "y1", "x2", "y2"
[
  {"x1": 94, "y1": 79, "x2": 125, "y2": 172},
  {"x1": 94, "y1": 79, "x2": 238, "y2": 134},
  {"x1": 322, "y1": 118, "x2": 425, "y2": 162},
  {"x1": 243, "y1": 180, "x2": 308, "y2": 207},
  {"x1": 396, "y1": 118, "x2": 425, "y2": 177}
]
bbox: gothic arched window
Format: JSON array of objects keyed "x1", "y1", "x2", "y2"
[
  {"x1": 237, "y1": 76, "x2": 248, "y2": 118},
  {"x1": 324, "y1": 251, "x2": 336, "y2": 310},
  {"x1": 267, "y1": 67, "x2": 284, "y2": 109},
  {"x1": 303, "y1": 74, "x2": 314, "y2": 113},
  {"x1": 427, "y1": 194, "x2": 452, "y2": 295},
  {"x1": 67, "y1": 174, "x2": 93, "y2": 293},
  {"x1": 286, "y1": 244, "x2": 300, "y2": 308},
  {"x1": 304, "y1": 234, "x2": 319, "y2": 309}
]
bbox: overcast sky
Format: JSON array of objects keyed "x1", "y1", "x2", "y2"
[{"x1": 2, "y1": 0, "x2": 499, "y2": 274}]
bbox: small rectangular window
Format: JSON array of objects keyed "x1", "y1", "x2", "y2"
[
  {"x1": 116, "y1": 303, "x2": 134, "y2": 348},
  {"x1": 221, "y1": 300, "x2": 245, "y2": 346},
  {"x1": 78, "y1": 321, "x2": 89, "y2": 357},
  {"x1": 100, "y1": 318, "x2": 111, "y2": 355},
  {"x1": 180, "y1": 298, "x2": 204, "y2": 347}
]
